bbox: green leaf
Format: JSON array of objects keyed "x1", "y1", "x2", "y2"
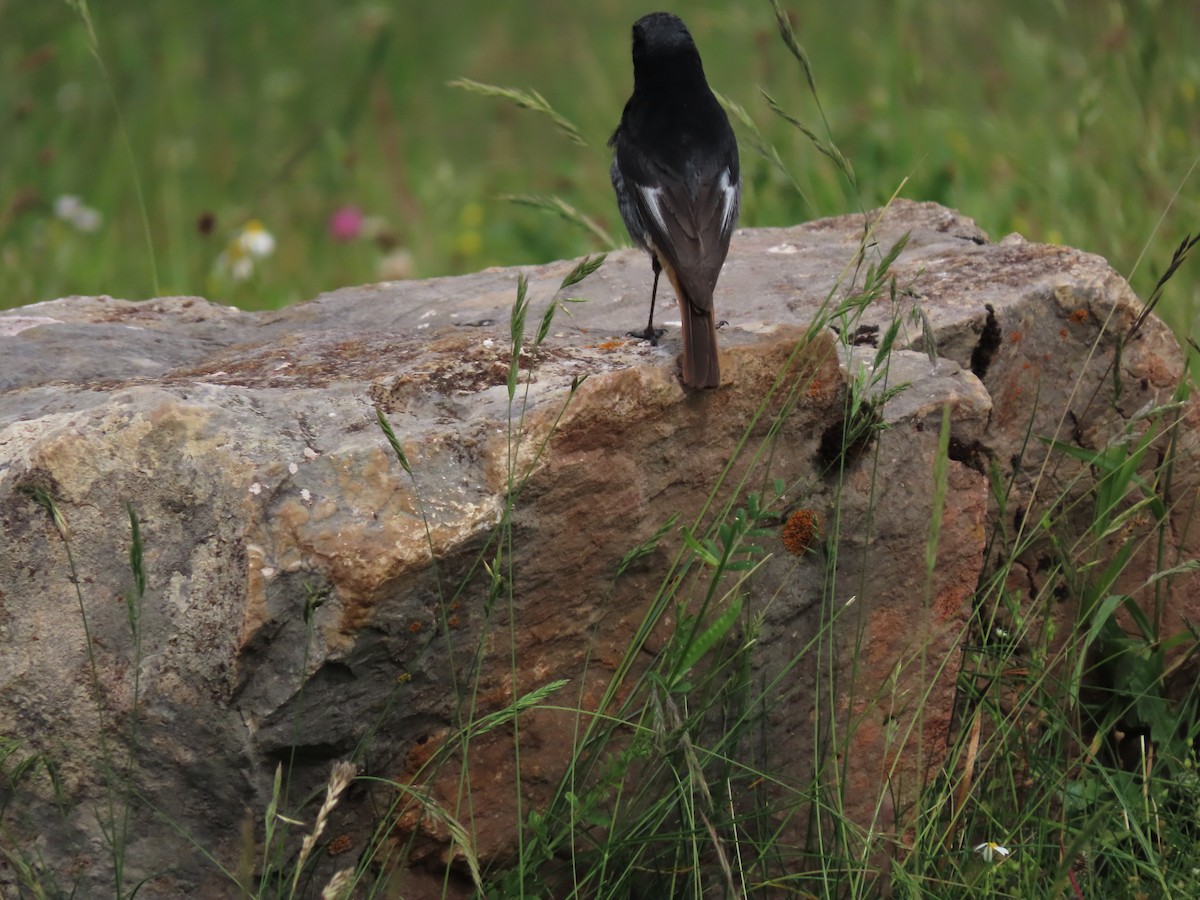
[
  {"x1": 672, "y1": 595, "x2": 744, "y2": 689},
  {"x1": 1082, "y1": 593, "x2": 1128, "y2": 654},
  {"x1": 681, "y1": 527, "x2": 720, "y2": 567},
  {"x1": 1117, "y1": 592, "x2": 1155, "y2": 640}
]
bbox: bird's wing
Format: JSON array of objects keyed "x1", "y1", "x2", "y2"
[{"x1": 621, "y1": 151, "x2": 739, "y2": 313}]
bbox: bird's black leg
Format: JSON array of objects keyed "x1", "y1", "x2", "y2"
[
  {"x1": 645, "y1": 257, "x2": 662, "y2": 343},
  {"x1": 629, "y1": 255, "x2": 667, "y2": 345}
]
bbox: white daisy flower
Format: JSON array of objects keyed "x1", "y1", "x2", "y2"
[
  {"x1": 215, "y1": 219, "x2": 275, "y2": 282},
  {"x1": 237, "y1": 219, "x2": 276, "y2": 258},
  {"x1": 974, "y1": 841, "x2": 1011, "y2": 863}
]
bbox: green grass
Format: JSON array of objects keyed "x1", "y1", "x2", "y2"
[{"x1": 3, "y1": 2, "x2": 1198, "y2": 338}]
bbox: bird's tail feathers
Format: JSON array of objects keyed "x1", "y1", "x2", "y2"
[{"x1": 679, "y1": 295, "x2": 720, "y2": 389}]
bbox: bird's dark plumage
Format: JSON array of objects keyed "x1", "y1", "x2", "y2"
[{"x1": 610, "y1": 12, "x2": 740, "y2": 388}]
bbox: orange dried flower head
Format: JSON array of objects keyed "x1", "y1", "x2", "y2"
[{"x1": 782, "y1": 509, "x2": 821, "y2": 556}]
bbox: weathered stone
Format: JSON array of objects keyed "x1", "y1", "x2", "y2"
[{"x1": 0, "y1": 201, "x2": 1192, "y2": 896}]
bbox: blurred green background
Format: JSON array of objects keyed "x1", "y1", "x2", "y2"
[{"x1": 3, "y1": 1, "x2": 1198, "y2": 338}]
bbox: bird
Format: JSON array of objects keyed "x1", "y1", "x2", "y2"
[{"x1": 609, "y1": 12, "x2": 740, "y2": 389}]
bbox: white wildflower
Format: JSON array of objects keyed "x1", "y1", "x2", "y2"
[
  {"x1": 215, "y1": 219, "x2": 275, "y2": 282},
  {"x1": 54, "y1": 194, "x2": 103, "y2": 232},
  {"x1": 237, "y1": 219, "x2": 276, "y2": 257},
  {"x1": 974, "y1": 841, "x2": 1011, "y2": 863}
]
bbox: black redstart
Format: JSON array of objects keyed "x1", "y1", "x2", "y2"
[{"x1": 609, "y1": 12, "x2": 740, "y2": 388}]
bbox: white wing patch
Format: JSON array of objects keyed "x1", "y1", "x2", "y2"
[
  {"x1": 718, "y1": 168, "x2": 738, "y2": 236},
  {"x1": 637, "y1": 184, "x2": 669, "y2": 234}
]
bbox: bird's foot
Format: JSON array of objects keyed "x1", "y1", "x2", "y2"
[{"x1": 628, "y1": 326, "x2": 666, "y2": 346}]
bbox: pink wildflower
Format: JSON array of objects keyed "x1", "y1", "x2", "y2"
[{"x1": 328, "y1": 205, "x2": 364, "y2": 242}]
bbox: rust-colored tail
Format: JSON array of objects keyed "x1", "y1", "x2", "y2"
[{"x1": 678, "y1": 294, "x2": 720, "y2": 389}]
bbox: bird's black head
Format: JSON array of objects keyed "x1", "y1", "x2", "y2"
[{"x1": 631, "y1": 12, "x2": 704, "y2": 80}]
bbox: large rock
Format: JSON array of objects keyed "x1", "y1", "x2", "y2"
[{"x1": 0, "y1": 201, "x2": 1191, "y2": 896}]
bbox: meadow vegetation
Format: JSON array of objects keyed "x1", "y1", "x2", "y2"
[
  {"x1": 3, "y1": 1, "x2": 1200, "y2": 898},
  {"x1": 3, "y1": 2, "x2": 1197, "y2": 334}
]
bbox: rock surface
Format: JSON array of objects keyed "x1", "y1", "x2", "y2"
[{"x1": 0, "y1": 200, "x2": 1193, "y2": 896}]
